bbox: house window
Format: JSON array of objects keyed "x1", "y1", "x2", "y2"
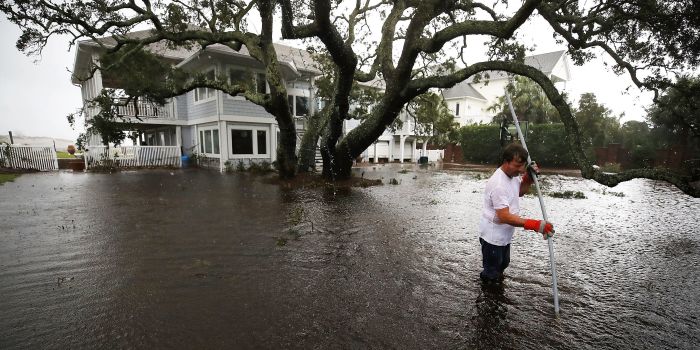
[
  {"x1": 194, "y1": 70, "x2": 217, "y2": 103},
  {"x1": 455, "y1": 103, "x2": 460, "y2": 116},
  {"x1": 295, "y1": 96, "x2": 309, "y2": 116},
  {"x1": 199, "y1": 127, "x2": 220, "y2": 156},
  {"x1": 229, "y1": 126, "x2": 269, "y2": 157},
  {"x1": 257, "y1": 130, "x2": 267, "y2": 154},
  {"x1": 230, "y1": 69, "x2": 246, "y2": 85},
  {"x1": 287, "y1": 94, "x2": 310, "y2": 117}
]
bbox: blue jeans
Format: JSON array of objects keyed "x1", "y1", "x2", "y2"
[{"x1": 480, "y1": 237, "x2": 511, "y2": 281}]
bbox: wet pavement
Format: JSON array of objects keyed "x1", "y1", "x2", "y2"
[{"x1": 1, "y1": 164, "x2": 698, "y2": 349}]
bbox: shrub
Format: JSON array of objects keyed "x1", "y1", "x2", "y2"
[
  {"x1": 458, "y1": 124, "x2": 502, "y2": 164},
  {"x1": 458, "y1": 123, "x2": 576, "y2": 167}
]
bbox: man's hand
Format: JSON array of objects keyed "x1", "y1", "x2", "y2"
[
  {"x1": 524, "y1": 219, "x2": 555, "y2": 240},
  {"x1": 522, "y1": 161, "x2": 540, "y2": 185}
]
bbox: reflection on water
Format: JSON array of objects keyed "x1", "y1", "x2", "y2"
[{"x1": 0, "y1": 165, "x2": 698, "y2": 349}]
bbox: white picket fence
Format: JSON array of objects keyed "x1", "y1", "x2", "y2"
[
  {"x1": 0, "y1": 145, "x2": 58, "y2": 171},
  {"x1": 84, "y1": 146, "x2": 181, "y2": 169}
]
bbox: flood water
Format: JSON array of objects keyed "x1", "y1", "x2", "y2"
[{"x1": 1, "y1": 164, "x2": 698, "y2": 349}]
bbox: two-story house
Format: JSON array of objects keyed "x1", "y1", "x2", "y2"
[
  {"x1": 72, "y1": 29, "x2": 319, "y2": 171},
  {"x1": 344, "y1": 51, "x2": 571, "y2": 164},
  {"x1": 442, "y1": 51, "x2": 571, "y2": 126}
]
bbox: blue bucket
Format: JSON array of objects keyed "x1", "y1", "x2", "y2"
[{"x1": 181, "y1": 155, "x2": 190, "y2": 168}]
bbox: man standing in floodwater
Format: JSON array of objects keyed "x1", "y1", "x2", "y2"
[{"x1": 479, "y1": 143, "x2": 555, "y2": 283}]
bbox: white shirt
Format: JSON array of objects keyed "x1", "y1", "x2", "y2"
[{"x1": 479, "y1": 167, "x2": 521, "y2": 246}]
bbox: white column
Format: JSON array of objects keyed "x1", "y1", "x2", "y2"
[
  {"x1": 219, "y1": 120, "x2": 226, "y2": 172},
  {"x1": 422, "y1": 138, "x2": 429, "y2": 160},
  {"x1": 412, "y1": 138, "x2": 417, "y2": 162},
  {"x1": 399, "y1": 136, "x2": 407, "y2": 163},
  {"x1": 176, "y1": 126, "x2": 182, "y2": 148},
  {"x1": 271, "y1": 124, "x2": 278, "y2": 163},
  {"x1": 388, "y1": 137, "x2": 394, "y2": 162},
  {"x1": 373, "y1": 142, "x2": 378, "y2": 163}
]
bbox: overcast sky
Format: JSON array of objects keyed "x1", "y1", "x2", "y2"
[{"x1": 0, "y1": 14, "x2": 654, "y2": 142}]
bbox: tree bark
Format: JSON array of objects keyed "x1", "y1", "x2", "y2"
[{"x1": 297, "y1": 110, "x2": 328, "y2": 173}]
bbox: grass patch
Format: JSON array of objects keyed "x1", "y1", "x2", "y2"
[
  {"x1": 0, "y1": 173, "x2": 20, "y2": 185},
  {"x1": 56, "y1": 151, "x2": 76, "y2": 159}
]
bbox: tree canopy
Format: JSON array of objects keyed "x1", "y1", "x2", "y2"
[
  {"x1": 488, "y1": 75, "x2": 559, "y2": 125},
  {"x1": 1, "y1": 0, "x2": 699, "y2": 196},
  {"x1": 646, "y1": 76, "x2": 700, "y2": 147}
]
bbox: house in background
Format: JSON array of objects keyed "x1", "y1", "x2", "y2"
[
  {"x1": 72, "y1": 29, "x2": 319, "y2": 170},
  {"x1": 73, "y1": 31, "x2": 571, "y2": 169},
  {"x1": 442, "y1": 51, "x2": 571, "y2": 126},
  {"x1": 344, "y1": 51, "x2": 572, "y2": 164}
]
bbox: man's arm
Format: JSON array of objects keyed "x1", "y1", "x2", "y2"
[
  {"x1": 495, "y1": 207, "x2": 555, "y2": 239},
  {"x1": 495, "y1": 207, "x2": 526, "y2": 227}
]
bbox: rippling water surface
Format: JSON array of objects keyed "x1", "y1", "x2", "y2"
[{"x1": 1, "y1": 165, "x2": 698, "y2": 349}]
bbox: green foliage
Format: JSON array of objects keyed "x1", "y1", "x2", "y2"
[
  {"x1": 405, "y1": 92, "x2": 459, "y2": 147},
  {"x1": 620, "y1": 121, "x2": 655, "y2": 168},
  {"x1": 458, "y1": 124, "x2": 502, "y2": 164},
  {"x1": 100, "y1": 44, "x2": 176, "y2": 104},
  {"x1": 548, "y1": 190, "x2": 586, "y2": 199},
  {"x1": 224, "y1": 160, "x2": 234, "y2": 172},
  {"x1": 600, "y1": 163, "x2": 622, "y2": 173},
  {"x1": 526, "y1": 124, "x2": 576, "y2": 167},
  {"x1": 0, "y1": 173, "x2": 20, "y2": 185},
  {"x1": 55, "y1": 151, "x2": 76, "y2": 159},
  {"x1": 646, "y1": 76, "x2": 700, "y2": 148},
  {"x1": 574, "y1": 93, "x2": 621, "y2": 157},
  {"x1": 248, "y1": 161, "x2": 273, "y2": 173},
  {"x1": 488, "y1": 76, "x2": 559, "y2": 124},
  {"x1": 0, "y1": 142, "x2": 10, "y2": 168},
  {"x1": 460, "y1": 123, "x2": 576, "y2": 167}
]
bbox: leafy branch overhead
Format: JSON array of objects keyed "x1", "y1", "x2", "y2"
[{"x1": 1, "y1": 0, "x2": 699, "y2": 196}]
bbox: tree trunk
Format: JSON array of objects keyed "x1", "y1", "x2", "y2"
[
  {"x1": 276, "y1": 122, "x2": 298, "y2": 178},
  {"x1": 297, "y1": 111, "x2": 328, "y2": 173}
]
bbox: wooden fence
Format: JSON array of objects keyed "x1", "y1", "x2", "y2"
[
  {"x1": 84, "y1": 146, "x2": 181, "y2": 169},
  {"x1": 0, "y1": 145, "x2": 58, "y2": 171}
]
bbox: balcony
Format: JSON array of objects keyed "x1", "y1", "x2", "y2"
[{"x1": 115, "y1": 98, "x2": 173, "y2": 119}]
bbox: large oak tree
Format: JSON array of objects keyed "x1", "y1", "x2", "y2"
[{"x1": 1, "y1": 0, "x2": 698, "y2": 196}]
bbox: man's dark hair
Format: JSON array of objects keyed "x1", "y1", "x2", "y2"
[{"x1": 502, "y1": 143, "x2": 529, "y2": 163}]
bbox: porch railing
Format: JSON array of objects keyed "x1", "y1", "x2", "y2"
[
  {"x1": 115, "y1": 98, "x2": 172, "y2": 119},
  {"x1": 84, "y1": 146, "x2": 181, "y2": 169},
  {"x1": 0, "y1": 145, "x2": 58, "y2": 171}
]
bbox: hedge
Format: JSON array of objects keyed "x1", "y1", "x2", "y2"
[{"x1": 458, "y1": 123, "x2": 576, "y2": 167}]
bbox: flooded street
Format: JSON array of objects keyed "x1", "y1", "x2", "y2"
[{"x1": 1, "y1": 165, "x2": 698, "y2": 349}]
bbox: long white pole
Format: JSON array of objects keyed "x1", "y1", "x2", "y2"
[{"x1": 505, "y1": 91, "x2": 560, "y2": 315}]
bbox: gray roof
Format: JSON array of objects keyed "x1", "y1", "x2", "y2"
[
  {"x1": 205, "y1": 42, "x2": 320, "y2": 74},
  {"x1": 77, "y1": 28, "x2": 320, "y2": 73},
  {"x1": 524, "y1": 50, "x2": 566, "y2": 75},
  {"x1": 80, "y1": 28, "x2": 198, "y2": 61},
  {"x1": 442, "y1": 80, "x2": 487, "y2": 100}
]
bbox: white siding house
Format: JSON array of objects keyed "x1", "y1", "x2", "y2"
[
  {"x1": 442, "y1": 51, "x2": 572, "y2": 126},
  {"x1": 72, "y1": 29, "x2": 319, "y2": 170},
  {"x1": 73, "y1": 31, "x2": 571, "y2": 168}
]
